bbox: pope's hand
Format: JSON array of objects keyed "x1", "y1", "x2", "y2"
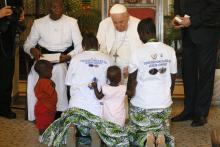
[{"x1": 123, "y1": 66, "x2": 129, "y2": 78}]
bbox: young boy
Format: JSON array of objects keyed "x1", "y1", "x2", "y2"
[
  {"x1": 34, "y1": 60, "x2": 57, "y2": 142},
  {"x1": 127, "y1": 18, "x2": 177, "y2": 147},
  {"x1": 92, "y1": 65, "x2": 126, "y2": 127}
]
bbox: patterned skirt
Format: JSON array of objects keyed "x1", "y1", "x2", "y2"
[
  {"x1": 41, "y1": 107, "x2": 129, "y2": 147},
  {"x1": 127, "y1": 104, "x2": 175, "y2": 147}
]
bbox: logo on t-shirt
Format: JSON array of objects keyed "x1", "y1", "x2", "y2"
[
  {"x1": 149, "y1": 67, "x2": 167, "y2": 75},
  {"x1": 151, "y1": 53, "x2": 157, "y2": 60},
  {"x1": 81, "y1": 58, "x2": 107, "y2": 68}
]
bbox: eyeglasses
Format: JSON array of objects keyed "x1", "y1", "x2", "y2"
[{"x1": 149, "y1": 67, "x2": 166, "y2": 75}]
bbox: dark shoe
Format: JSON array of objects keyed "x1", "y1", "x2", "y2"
[
  {"x1": 191, "y1": 116, "x2": 207, "y2": 127},
  {"x1": 0, "y1": 111, "x2": 16, "y2": 119},
  {"x1": 171, "y1": 112, "x2": 193, "y2": 122}
]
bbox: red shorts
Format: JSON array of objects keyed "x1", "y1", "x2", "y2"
[{"x1": 34, "y1": 104, "x2": 56, "y2": 129}]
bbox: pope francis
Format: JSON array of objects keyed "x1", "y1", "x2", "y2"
[{"x1": 97, "y1": 4, "x2": 142, "y2": 83}]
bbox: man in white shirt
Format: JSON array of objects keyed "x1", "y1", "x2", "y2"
[
  {"x1": 97, "y1": 4, "x2": 142, "y2": 83},
  {"x1": 23, "y1": 0, "x2": 82, "y2": 121}
]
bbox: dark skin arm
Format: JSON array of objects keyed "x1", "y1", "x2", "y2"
[
  {"x1": 60, "y1": 54, "x2": 71, "y2": 63},
  {"x1": 171, "y1": 74, "x2": 176, "y2": 95},
  {"x1": 91, "y1": 82, "x2": 104, "y2": 100},
  {"x1": 126, "y1": 70, "x2": 138, "y2": 99}
]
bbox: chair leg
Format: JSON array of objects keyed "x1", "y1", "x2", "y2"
[
  {"x1": 66, "y1": 125, "x2": 77, "y2": 147},
  {"x1": 90, "y1": 128, "x2": 101, "y2": 147}
]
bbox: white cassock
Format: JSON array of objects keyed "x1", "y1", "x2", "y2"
[
  {"x1": 97, "y1": 16, "x2": 142, "y2": 118},
  {"x1": 23, "y1": 15, "x2": 82, "y2": 121},
  {"x1": 97, "y1": 16, "x2": 142, "y2": 83},
  {"x1": 65, "y1": 51, "x2": 112, "y2": 116}
]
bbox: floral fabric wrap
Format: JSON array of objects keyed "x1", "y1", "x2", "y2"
[
  {"x1": 127, "y1": 104, "x2": 175, "y2": 147},
  {"x1": 41, "y1": 107, "x2": 129, "y2": 147}
]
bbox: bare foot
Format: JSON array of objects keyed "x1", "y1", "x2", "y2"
[
  {"x1": 146, "y1": 132, "x2": 155, "y2": 147},
  {"x1": 156, "y1": 134, "x2": 166, "y2": 147},
  {"x1": 66, "y1": 125, "x2": 76, "y2": 147}
]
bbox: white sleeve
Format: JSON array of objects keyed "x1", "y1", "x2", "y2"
[
  {"x1": 128, "y1": 51, "x2": 138, "y2": 73},
  {"x1": 97, "y1": 20, "x2": 108, "y2": 54},
  {"x1": 170, "y1": 49, "x2": 178, "y2": 74},
  {"x1": 68, "y1": 20, "x2": 83, "y2": 57},
  {"x1": 23, "y1": 20, "x2": 40, "y2": 57},
  {"x1": 65, "y1": 58, "x2": 77, "y2": 86}
]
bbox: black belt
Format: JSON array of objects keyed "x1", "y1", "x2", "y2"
[
  {"x1": 36, "y1": 44, "x2": 74, "y2": 55},
  {"x1": 36, "y1": 44, "x2": 74, "y2": 65}
]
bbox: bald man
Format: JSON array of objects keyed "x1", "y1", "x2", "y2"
[
  {"x1": 97, "y1": 4, "x2": 142, "y2": 83},
  {"x1": 24, "y1": 0, "x2": 82, "y2": 121}
]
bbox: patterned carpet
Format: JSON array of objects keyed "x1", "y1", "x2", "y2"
[
  {"x1": 1, "y1": 99, "x2": 220, "y2": 147},
  {"x1": 0, "y1": 109, "x2": 44, "y2": 147},
  {"x1": 0, "y1": 80, "x2": 219, "y2": 147}
]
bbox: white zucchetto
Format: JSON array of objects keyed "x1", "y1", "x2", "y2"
[{"x1": 110, "y1": 4, "x2": 127, "y2": 14}]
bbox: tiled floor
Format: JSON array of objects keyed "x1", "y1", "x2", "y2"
[{"x1": 0, "y1": 98, "x2": 219, "y2": 147}]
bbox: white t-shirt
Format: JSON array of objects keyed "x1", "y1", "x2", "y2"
[
  {"x1": 101, "y1": 84, "x2": 126, "y2": 127},
  {"x1": 129, "y1": 42, "x2": 177, "y2": 109},
  {"x1": 65, "y1": 51, "x2": 112, "y2": 116}
]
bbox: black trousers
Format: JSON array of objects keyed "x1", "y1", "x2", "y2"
[
  {"x1": 0, "y1": 48, "x2": 15, "y2": 114},
  {"x1": 181, "y1": 30, "x2": 218, "y2": 117},
  {"x1": 0, "y1": 11, "x2": 20, "y2": 115}
]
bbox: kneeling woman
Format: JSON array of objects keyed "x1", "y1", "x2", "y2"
[
  {"x1": 127, "y1": 18, "x2": 176, "y2": 147},
  {"x1": 41, "y1": 33, "x2": 129, "y2": 147}
]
